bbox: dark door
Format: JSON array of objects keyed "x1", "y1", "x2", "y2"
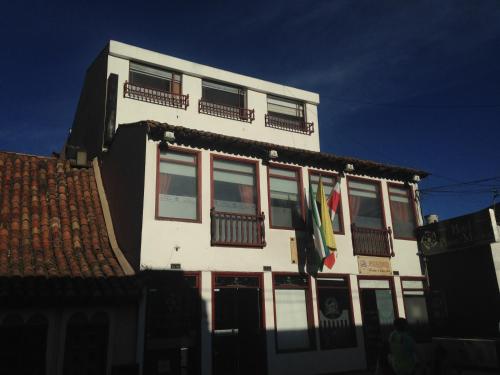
[
  {"x1": 360, "y1": 286, "x2": 396, "y2": 369},
  {"x1": 143, "y1": 272, "x2": 201, "y2": 375},
  {"x1": 213, "y1": 276, "x2": 266, "y2": 375}
]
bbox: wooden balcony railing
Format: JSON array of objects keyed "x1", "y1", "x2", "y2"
[
  {"x1": 265, "y1": 114, "x2": 314, "y2": 135},
  {"x1": 210, "y1": 209, "x2": 266, "y2": 247},
  {"x1": 124, "y1": 81, "x2": 189, "y2": 109},
  {"x1": 199, "y1": 99, "x2": 255, "y2": 122},
  {"x1": 351, "y1": 224, "x2": 394, "y2": 257}
]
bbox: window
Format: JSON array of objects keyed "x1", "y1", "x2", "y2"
[
  {"x1": 268, "y1": 166, "x2": 304, "y2": 229},
  {"x1": 401, "y1": 279, "x2": 431, "y2": 342},
  {"x1": 309, "y1": 172, "x2": 343, "y2": 233},
  {"x1": 213, "y1": 158, "x2": 258, "y2": 215},
  {"x1": 273, "y1": 274, "x2": 314, "y2": 352},
  {"x1": 388, "y1": 184, "x2": 417, "y2": 239},
  {"x1": 348, "y1": 179, "x2": 384, "y2": 229},
  {"x1": 63, "y1": 312, "x2": 109, "y2": 375},
  {"x1": 211, "y1": 157, "x2": 264, "y2": 246},
  {"x1": 200, "y1": 81, "x2": 254, "y2": 122},
  {"x1": 130, "y1": 62, "x2": 181, "y2": 94},
  {"x1": 316, "y1": 277, "x2": 356, "y2": 349},
  {"x1": 266, "y1": 96, "x2": 313, "y2": 134},
  {"x1": 157, "y1": 149, "x2": 200, "y2": 221}
]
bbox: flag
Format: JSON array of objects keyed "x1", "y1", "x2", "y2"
[
  {"x1": 324, "y1": 179, "x2": 341, "y2": 268},
  {"x1": 309, "y1": 178, "x2": 336, "y2": 271}
]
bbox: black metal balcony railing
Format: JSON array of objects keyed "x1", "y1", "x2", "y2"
[
  {"x1": 124, "y1": 81, "x2": 189, "y2": 109},
  {"x1": 199, "y1": 99, "x2": 255, "y2": 122},
  {"x1": 265, "y1": 114, "x2": 314, "y2": 135},
  {"x1": 210, "y1": 209, "x2": 266, "y2": 247},
  {"x1": 351, "y1": 224, "x2": 394, "y2": 257}
]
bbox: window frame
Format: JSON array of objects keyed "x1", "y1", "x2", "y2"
[
  {"x1": 202, "y1": 79, "x2": 247, "y2": 108},
  {"x1": 399, "y1": 276, "x2": 431, "y2": 342},
  {"x1": 346, "y1": 176, "x2": 387, "y2": 230},
  {"x1": 128, "y1": 61, "x2": 182, "y2": 94},
  {"x1": 155, "y1": 146, "x2": 202, "y2": 223},
  {"x1": 308, "y1": 169, "x2": 345, "y2": 235},
  {"x1": 267, "y1": 163, "x2": 305, "y2": 230},
  {"x1": 315, "y1": 274, "x2": 357, "y2": 350},
  {"x1": 357, "y1": 275, "x2": 400, "y2": 318},
  {"x1": 272, "y1": 272, "x2": 316, "y2": 353},
  {"x1": 210, "y1": 154, "x2": 261, "y2": 216},
  {"x1": 387, "y1": 182, "x2": 419, "y2": 240},
  {"x1": 266, "y1": 95, "x2": 305, "y2": 120}
]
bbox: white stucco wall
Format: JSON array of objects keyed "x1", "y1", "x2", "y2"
[
  {"x1": 138, "y1": 139, "x2": 423, "y2": 375},
  {"x1": 106, "y1": 44, "x2": 321, "y2": 152}
]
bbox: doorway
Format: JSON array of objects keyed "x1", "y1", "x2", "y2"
[
  {"x1": 212, "y1": 274, "x2": 266, "y2": 375},
  {"x1": 358, "y1": 277, "x2": 397, "y2": 369}
]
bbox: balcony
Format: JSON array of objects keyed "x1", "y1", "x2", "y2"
[
  {"x1": 210, "y1": 209, "x2": 266, "y2": 247},
  {"x1": 124, "y1": 81, "x2": 189, "y2": 109},
  {"x1": 265, "y1": 114, "x2": 314, "y2": 135},
  {"x1": 199, "y1": 100, "x2": 255, "y2": 123},
  {"x1": 351, "y1": 224, "x2": 394, "y2": 257}
]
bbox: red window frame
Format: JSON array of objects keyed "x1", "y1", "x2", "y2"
[
  {"x1": 210, "y1": 154, "x2": 261, "y2": 215},
  {"x1": 315, "y1": 274, "x2": 357, "y2": 350},
  {"x1": 387, "y1": 183, "x2": 419, "y2": 240},
  {"x1": 346, "y1": 176, "x2": 387, "y2": 230},
  {"x1": 155, "y1": 146, "x2": 202, "y2": 223},
  {"x1": 272, "y1": 272, "x2": 316, "y2": 353},
  {"x1": 357, "y1": 275, "x2": 400, "y2": 318},
  {"x1": 316, "y1": 273, "x2": 358, "y2": 350},
  {"x1": 267, "y1": 163, "x2": 305, "y2": 230},
  {"x1": 308, "y1": 169, "x2": 345, "y2": 235}
]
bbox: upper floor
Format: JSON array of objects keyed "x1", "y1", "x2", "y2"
[
  {"x1": 67, "y1": 41, "x2": 320, "y2": 159},
  {"x1": 99, "y1": 121, "x2": 428, "y2": 277}
]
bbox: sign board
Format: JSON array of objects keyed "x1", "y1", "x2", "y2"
[
  {"x1": 358, "y1": 256, "x2": 392, "y2": 276},
  {"x1": 290, "y1": 238, "x2": 298, "y2": 264},
  {"x1": 416, "y1": 209, "x2": 496, "y2": 256}
]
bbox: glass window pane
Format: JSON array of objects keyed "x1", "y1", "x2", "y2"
[
  {"x1": 359, "y1": 279, "x2": 390, "y2": 289},
  {"x1": 269, "y1": 167, "x2": 296, "y2": 178},
  {"x1": 160, "y1": 151, "x2": 196, "y2": 163},
  {"x1": 270, "y1": 177, "x2": 298, "y2": 194},
  {"x1": 130, "y1": 71, "x2": 170, "y2": 91},
  {"x1": 213, "y1": 160, "x2": 257, "y2": 215},
  {"x1": 388, "y1": 186, "x2": 408, "y2": 195},
  {"x1": 402, "y1": 280, "x2": 424, "y2": 289},
  {"x1": 270, "y1": 171, "x2": 301, "y2": 228},
  {"x1": 267, "y1": 96, "x2": 304, "y2": 118},
  {"x1": 202, "y1": 81, "x2": 245, "y2": 108},
  {"x1": 130, "y1": 62, "x2": 173, "y2": 79},
  {"x1": 158, "y1": 159, "x2": 197, "y2": 220},
  {"x1": 275, "y1": 289, "x2": 310, "y2": 351},
  {"x1": 214, "y1": 160, "x2": 254, "y2": 174},
  {"x1": 390, "y1": 192, "x2": 416, "y2": 238},
  {"x1": 318, "y1": 287, "x2": 356, "y2": 348},
  {"x1": 349, "y1": 181, "x2": 383, "y2": 229},
  {"x1": 404, "y1": 295, "x2": 431, "y2": 341},
  {"x1": 348, "y1": 181, "x2": 377, "y2": 192}
]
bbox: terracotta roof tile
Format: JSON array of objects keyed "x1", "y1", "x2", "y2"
[{"x1": 0, "y1": 151, "x2": 127, "y2": 279}]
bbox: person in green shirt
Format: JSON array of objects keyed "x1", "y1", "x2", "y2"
[{"x1": 388, "y1": 318, "x2": 417, "y2": 375}]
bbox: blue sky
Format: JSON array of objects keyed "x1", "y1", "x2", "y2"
[{"x1": 1, "y1": 0, "x2": 499, "y2": 219}]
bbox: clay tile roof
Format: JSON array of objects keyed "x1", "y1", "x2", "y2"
[{"x1": 0, "y1": 151, "x2": 128, "y2": 279}]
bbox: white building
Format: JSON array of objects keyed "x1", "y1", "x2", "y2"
[{"x1": 68, "y1": 41, "x2": 430, "y2": 375}]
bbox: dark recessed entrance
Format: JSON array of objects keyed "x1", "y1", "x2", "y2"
[
  {"x1": 358, "y1": 277, "x2": 397, "y2": 369},
  {"x1": 212, "y1": 274, "x2": 267, "y2": 375}
]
